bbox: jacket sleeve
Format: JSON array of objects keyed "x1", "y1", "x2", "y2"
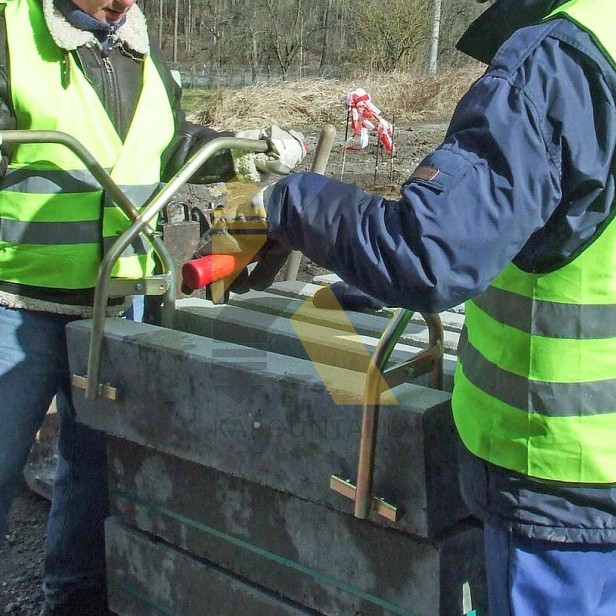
[
  {"x1": 0, "y1": 94, "x2": 15, "y2": 176},
  {"x1": 267, "y1": 23, "x2": 614, "y2": 313}
]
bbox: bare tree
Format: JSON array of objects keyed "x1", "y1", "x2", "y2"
[
  {"x1": 142, "y1": 0, "x2": 484, "y2": 76},
  {"x1": 158, "y1": 0, "x2": 164, "y2": 48},
  {"x1": 262, "y1": 0, "x2": 322, "y2": 79},
  {"x1": 351, "y1": 0, "x2": 431, "y2": 71},
  {"x1": 319, "y1": 0, "x2": 332, "y2": 70}
]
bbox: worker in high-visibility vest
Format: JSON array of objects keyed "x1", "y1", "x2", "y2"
[
  {"x1": 201, "y1": 0, "x2": 616, "y2": 613},
  {"x1": 0, "y1": 1, "x2": 305, "y2": 614}
]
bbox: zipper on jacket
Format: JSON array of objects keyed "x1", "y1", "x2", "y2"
[
  {"x1": 101, "y1": 26, "x2": 117, "y2": 73},
  {"x1": 100, "y1": 40, "x2": 123, "y2": 138},
  {"x1": 102, "y1": 54, "x2": 113, "y2": 75}
]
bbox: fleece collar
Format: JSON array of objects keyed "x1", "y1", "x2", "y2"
[
  {"x1": 42, "y1": 0, "x2": 150, "y2": 54},
  {"x1": 456, "y1": 0, "x2": 570, "y2": 64}
]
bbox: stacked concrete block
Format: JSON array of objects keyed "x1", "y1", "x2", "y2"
[
  {"x1": 105, "y1": 437, "x2": 484, "y2": 616},
  {"x1": 67, "y1": 284, "x2": 484, "y2": 615},
  {"x1": 106, "y1": 518, "x2": 315, "y2": 616},
  {"x1": 181, "y1": 282, "x2": 462, "y2": 392}
]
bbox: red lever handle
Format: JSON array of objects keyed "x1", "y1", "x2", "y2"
[{"x1": 181, "y1": 254, "x2": 238, "y2": 291}]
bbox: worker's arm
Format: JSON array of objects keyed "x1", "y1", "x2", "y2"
[
  {"x1": 265, "y1": 19, "x2": 616, "y2": 313},
  {"x1": 153, "y1": 48, "x2": 306, "y2": 186},
  {"x1": 0, "y1": 99, "x2": 14, "y2": 175},
  {"x1": 161, "y1": 118, "x2": 307, "y2": 185}
]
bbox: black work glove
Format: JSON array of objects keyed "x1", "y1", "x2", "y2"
[
  {"x1": 312, "y1": 281, "x2": 385, "y2": 312},
  {"x1": 187, "y1": 180, "x2": 290, "y2": 302},
  {"x1": 161, "y1": 122, "x2": 235, "y2": 184}
]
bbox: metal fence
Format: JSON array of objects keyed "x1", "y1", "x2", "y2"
[{"x1": 176, "y1": 64, "x2": 350, "y2": 89}]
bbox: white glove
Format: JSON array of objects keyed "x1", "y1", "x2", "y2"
[
  {"x1": 262, "y1": 124, "x2": 307, "y2": 172},
  {"x1": 233, "y1": 124, "x2": 307, "y2": 183}
]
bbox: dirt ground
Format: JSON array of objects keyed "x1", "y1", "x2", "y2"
[
  {"x1": 305, "y1": 120, "x2": 449, "y2": 194},
  {"x1": 0, "y1": 120, "x2": 449, "y2": 615}
]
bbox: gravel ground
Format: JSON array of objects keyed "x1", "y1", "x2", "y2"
[
  {"x1": 0, "y1": 487, "x2": 48, "y2": 614},
  {"x1": 0, "y1": 120, "x2": 448, "y2": 615}
]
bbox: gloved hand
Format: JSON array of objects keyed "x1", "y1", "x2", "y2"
[
  {"x1": 312, "y1": 281, "x2": 385, "y2": 312},
  {"x1": 188, "y1": 179, "x2": 290, "y2": 300},
  {"x1": 162, "y1": 122, "x2": 235, "y2": 184},
  {"x1": 233, "y1": 124, "x2": 307, "y2": 183}
]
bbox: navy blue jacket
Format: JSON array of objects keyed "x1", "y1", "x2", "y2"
[{"x1": 267, "y1": 15, "x2": 616, "y2": 542}]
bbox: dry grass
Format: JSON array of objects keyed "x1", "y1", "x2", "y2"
[{"x1": 188, "y1": 66, "x2": 484, "y2": 131}]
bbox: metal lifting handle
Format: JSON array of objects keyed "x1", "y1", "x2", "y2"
[
  {"x1": 0, "y1": 129, "x2": 178, "y2": 278},
  {"x1": 85, "y1": 127, "x2": 337, "y2": 399},
  {"x1": 0, "y1": 129, "x2": 181, "y2": 399},
  {"x1": 84, "y1": 136, "x2": 271, "y2": 399},
  {"x1": 0, "y1": 130, "x2": 272, "y2": 400},
  {"x1": 331, "y1": 308, "x2": 444, "y2": 522}
]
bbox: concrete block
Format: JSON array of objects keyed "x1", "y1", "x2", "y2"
[
  {"x1": 230, "y1": 284, "x2": 463, "y2": 352},
  {"x1": 105, "y1": 517, "x2": 315, "y2": 616},
  {"x1": 173, "y1": 300, "x2": 449, "y2": 376},
  {"x1": 67, "y1": 318, "x2": 467, "y2": 537},
  {"x1": 107, "y1": 437, "x2": 487, "y2": 616},
  {"x1": 175, "y1": 295, "x2": 458, "y2": 391}
]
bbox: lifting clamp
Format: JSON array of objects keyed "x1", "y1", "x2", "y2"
[{"x1": 330, "y1": 309, "x2": 444, "y2": 522}]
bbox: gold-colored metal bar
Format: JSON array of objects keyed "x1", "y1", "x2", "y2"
[
  {"x1": 330, "y1": 476, "x2": 400, "y2": 523},
  {"x1": 330, "y1": 310, "x2": 444, "y2": 523},
  {"x1": 353, "y1": 309, "x2": 413, "y2": 519},
  {"x1": 71, "y1": 375, "x2": 118, "y2": 401},
  {"x1": 106, "y1": 275, "x2": 169, "y2": 298},
  {"x1": 424, "y1": 313, "x2": 444, "y2": 390},
  {"x1": 383, "y1": 344, "x2": 442, "y2": 389}
]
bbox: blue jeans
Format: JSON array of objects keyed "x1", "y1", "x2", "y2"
[
  {"x1": 0, "y1": 305, "x2": 108, "y2": 606},
  {"x1": 484, "y1": 522, "x2": 616, "y2": 615}
]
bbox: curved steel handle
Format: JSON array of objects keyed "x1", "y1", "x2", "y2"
[
  {"x1": 84, "y1": 136, "x2": 270, "y2": 398},
  {"x1": 85, "y1": 127, "x2": 337, "y2": 397},
  {"x1": 331, "y1": 308, "x2": 444, "y2": 522},
  {"x1": 0, "y1": 130, "x2": 271, "y2": 399}
]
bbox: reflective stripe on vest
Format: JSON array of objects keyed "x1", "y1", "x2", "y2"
[
  {"x1": 453, "y1": 0, "x2": 616, "y2": 483},
  {"x1": 0, "y1": 0, "x2": 175, "y2": 291}
]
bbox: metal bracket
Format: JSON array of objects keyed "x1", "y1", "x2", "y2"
[
  {"x1": 330, "y1": 309, "x2": 444, "y2": 522},
  {"x1": 106, "y1": 275, "x2": 170, "y2": 298},
  {"x1": 71, "y1": 375, "x2": 117, "y2": 401},
  {"x1": 330, "y1": 476, "x2": 400, "y2": 522}
]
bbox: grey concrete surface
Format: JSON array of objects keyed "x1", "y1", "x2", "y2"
[
  {"x1": 107, "y1": 437, "x2": 486, "y2": 616},
  {"x1": 106, "y1": 518, "x2": 317, "y2": 616},
  {"x1": 66, "y1": 281, "x2": 482, "y2": 615},
  {"x1": 67, "y1": 317, "x2": 467, "y2": 537},
  {"x1": 175, "y1": 294, "x2": 458, "y2": 392},
  {"x1": 174, "y1": 301, "x2": 439, "y2": 376}
]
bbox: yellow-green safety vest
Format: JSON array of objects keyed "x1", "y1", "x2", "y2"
[
  {"x1": 453, "y1": 0, "x2": 616, "y2": 484},
  {"x1": 0, "y1": 0, "x2": 175, "y2": 293}
]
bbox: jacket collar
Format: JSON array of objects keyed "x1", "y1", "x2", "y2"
[
  {"x1": 456, "y1": 0, "x2": 570, "y2": 64},
  {"x1": 42, "y1": 0, "x2": 150, "y2": 54}
]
